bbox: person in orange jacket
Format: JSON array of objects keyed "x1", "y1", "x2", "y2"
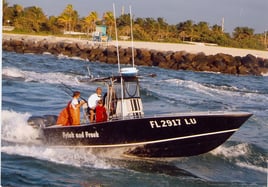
[{"x1": 56, "y1": 91, "x2": 86, "y2": 126}]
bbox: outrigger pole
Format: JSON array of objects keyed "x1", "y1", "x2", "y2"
[
  {"x1": 113, "y1": 3, "x2": 120, "y2": 73},
  {"x1": 129, "y1": 5, "x2": 135, "y2": 68}
]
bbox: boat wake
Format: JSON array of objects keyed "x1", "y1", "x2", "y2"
[
  {"x1": 2, "y1": 67, "x2": 26, "y2": 81},
  {"x1": 211, "y1": 142, "x2": 267, "y2": 174},
  {"x1": 1, "y1": 110, "x2": 40, "y2": 144},
  {"x1": 1, "y1": 110, "x2": 114, "y2": 169},
  {"x1": 162, "y1": 78, "x2": 268, "y2": 96},
  {"x1": 2, "y1": 67, "x2": 77, "y2": 85},
  {"x1": 145, "y1": 77, "x2": 268, "y2": 114}
]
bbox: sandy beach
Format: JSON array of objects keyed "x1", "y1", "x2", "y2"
[{"x1": 3, "y1": 33, "x2": 268, "y2": 59}]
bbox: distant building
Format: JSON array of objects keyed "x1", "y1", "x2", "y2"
[
  {"x1": 3, "y1": 26, "x2": 15, "y2": 31},
  {"x1": 63, "y1": 31, "x2": 86, "y2": 35},
  {"x1": 92, "y1": 25, "x2": 108, "y2": 42}
]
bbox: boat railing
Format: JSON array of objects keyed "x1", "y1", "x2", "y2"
[
  {"x1": 109, "y1": 112, "x2": 144, "y2": 121},
  {"x1": 113, "y1": 97, "x2": 144, "y2": 119}
]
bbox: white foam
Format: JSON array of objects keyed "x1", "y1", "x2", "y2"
[
  {"x1": 163, "y1": 78, "x2": 222, "y2": 97},
  {"x1": 211, "y1": 143, "x2": 250, "y2": 158},
  {"x1": 2, "y1": 67, "x2": 26, "y2": 78},
  {"x1": 211, "y1": 143, "x2": 267, "y2": 173},
  {"x1": 1, "y1": 110, "x2": 113, "y2": 169},
  {"x1": 2, "y1": 66, "x2": 80, "y2": 86},
  {"x1": 57, "y1": 53, "x2": 87, "y2": 61},
  {"x1": 1, "y1": 144, "x2": 112, "y2": 169},
  {"x1": 236, "y1": 161, "x2": 267, "y2": 173},
  {"x1": 162, "y1": 78, "x2": 268, "y2": 104},
  {"x1": 24, "y1": 71, "x2": 74, "y2": 85},
  {"x1": 1, "y1": 110, "x2": 39, "y2": 143}
]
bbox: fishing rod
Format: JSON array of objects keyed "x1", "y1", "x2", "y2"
[{"x1": 60, "y1": 82, "x2": 87, "y2": 102}]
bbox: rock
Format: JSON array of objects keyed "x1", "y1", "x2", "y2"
[
  {"x1": 136, "y1": 48, "x2": 152, "y2": 66},
  {"x1": 151, "y1": 51, "x2": 167, "y2": 67},
  {"x1": 2, "y1": 35, "x2": 268, "y2": 76}
]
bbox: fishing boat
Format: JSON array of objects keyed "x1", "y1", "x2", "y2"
[
  {"x1": 27, "y1": 5, "x2": 252, "y2": 157},
  {"x1": 28, "y1": 66, "x2": 252, "y2": 157}
]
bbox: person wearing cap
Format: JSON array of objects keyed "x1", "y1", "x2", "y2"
[
  {"x1": 70, "y1": 91, "x2": 86, "y2": 125},
  {"x1": 87, "y1": 87, "x2": 102, "y2": 122},
  {"x1": 56, "y1": 91, "x2": 86, "y2": 126}
]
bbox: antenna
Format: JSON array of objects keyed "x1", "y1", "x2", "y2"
[
  {"x1": 129, "y1": 5, "x2": 135, "y2": 68},
  {"x1": 113, "y1": 3, "x2": 124, "y2": 118},
  {"x1": 113, "y1": 3, "x2": 120, "y2": 73},
  {"x1": 121, "y1": 6, "x2": 125, "y2": 15},
  {"x1": 221, "y1": 17, "x2": 224, "y2": 32}
]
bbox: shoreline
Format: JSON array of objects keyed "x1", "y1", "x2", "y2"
[
  {"x1": 3, "y1": 33, "x2": 268, "y2": 59},
  {"x1": 2, "y1": 33, "x2": 268, "y2": 76}
]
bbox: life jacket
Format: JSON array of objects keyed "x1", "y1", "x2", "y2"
[
  {"x1": 95, "y1": 105, "x2": 107, "y2": 123},
  {"x1": 56, "y1": 101, "x2": 72, "y2": 126},
  {"x1": 70, "y1": 101, "x2": 80, "y2": 126}
]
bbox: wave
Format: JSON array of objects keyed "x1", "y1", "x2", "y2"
[
  {"x1": 236, "y1": 161, "x2": 267, "y2": 174},
  {"x1": 159, "y1": 78, "x2": 268, "y2": 109},
  {"x1": 1, "y1": 143, "x2": 113, "y2": 169},
  {"x1": 1, "y1": 111, "x2": 154, "y2": 170},
  {"x1": 38, "y1": 52, "x2": 88, "y2": 61},
  {"x1": 211, "y1": 142, "x2": 250, "y2": 158},
  {"x1": 163, "y1": 78, "x2": 215, "y2": 97},
  {"x1": 211, "y1": 143, "x2": 267, "y2": 174},
  {"x1": 1, "y1": 110, "x2": 113, "y2": 169},
  {"x1": 163, "y1": 78, "x2": 265, "y2": 95},
  {"x1": 2, "y1": 67, "x2": 26, "y2": 80},
  {"x1": 2, "y1": 67, "x2": 82, "y2": 87},
  {"x1": 57, "y1": 53, "x2": 88, "y2": 61},
  {"x1": 1, "y1": 110, "x2": 39, "y2": 143}
]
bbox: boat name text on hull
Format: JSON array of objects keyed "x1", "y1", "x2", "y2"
[{"x1": 62, "y1": 131, "x2": 99, "y2": 139}]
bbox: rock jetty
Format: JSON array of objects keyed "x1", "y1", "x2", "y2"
[{"x1": 2, "y1": 34, "x2": 268, "y2": 76}]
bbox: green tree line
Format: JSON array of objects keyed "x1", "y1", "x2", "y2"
[{"x1": 2, "y1": 1, "x2": 267, "y2": 50}]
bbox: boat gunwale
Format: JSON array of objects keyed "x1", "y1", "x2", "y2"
[{"x1": 44, "y1": 111, "x2": 252, "y2": 129}]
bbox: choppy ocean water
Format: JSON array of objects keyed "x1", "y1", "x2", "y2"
[{"x1": 1, "y1": 51, "x2": 267, "y2": 186}]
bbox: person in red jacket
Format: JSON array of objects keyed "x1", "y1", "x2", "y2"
[{"x1": 95, "y1": 99, "x2": 107, "y2": 123}]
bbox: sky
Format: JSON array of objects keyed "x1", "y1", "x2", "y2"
[{"x1": 6, "y1": 0, "x2": 268, "y2": 34}]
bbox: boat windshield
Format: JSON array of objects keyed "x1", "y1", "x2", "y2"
[{"x1": 113, "y1": 79, "x2": 140, "y2": 99}]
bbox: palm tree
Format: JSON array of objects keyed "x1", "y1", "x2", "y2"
[
  {"x1": 83, "y1": 16, "x2": 91, "y2": 35},
  {"x1": 156, "y1": 17, "x2": 169, "y2": 39},
  {"x1": 2, "y1": 0, "x2": 12, "y2": 25},
  {"x1": 85, "y1": 11, "x2": 98, "y2": 34},
  {"x1": 143, "y1": 18, "x2": 157, "y2": 40},
  {"x1": 13, "y1": 4, "x2": 24, "y2": 17},
  {"x1": 25, "y1": 6, "x2": 47, "y2": 32},
  {"x1": 233, "y1": 27, "x2": 254, "y2": 41},
  {"x1": 57, "y1": 14, "x2": 70, "y2": 31},
  {"x1": 177, "y1": 20, "x2": 194, "y2": 41},
  {"x1": 58, "y1": 4, "x2": 78, "y2": 32},
  {"x1": 13, "y1": 6, "x2": 47, "y2": 32},
  {"x1": 103, "y1": 11, "x2": 114, "y2": 37}
]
